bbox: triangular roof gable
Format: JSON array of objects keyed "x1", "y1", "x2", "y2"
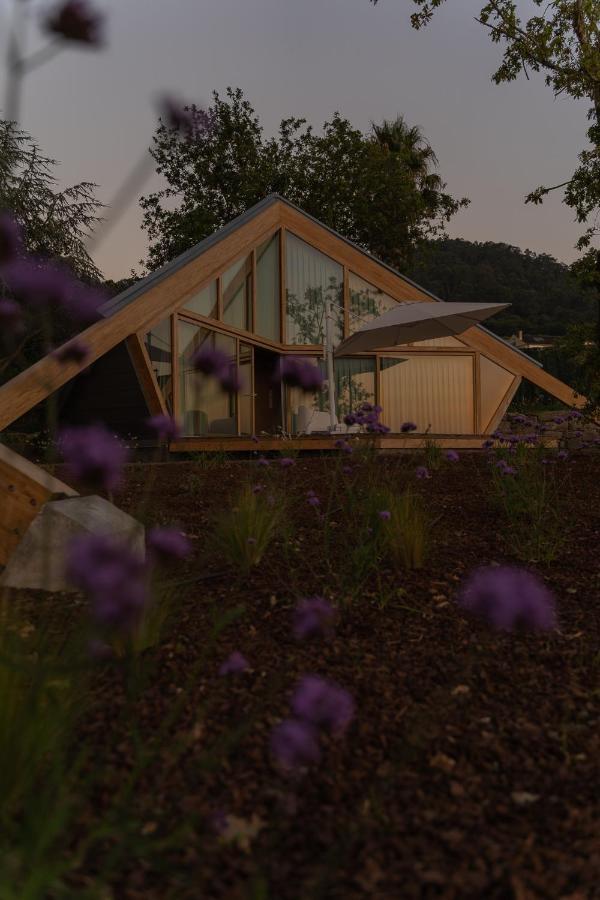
[{"x1": 0, "y1": 195, "x2": 583, "y2": 431}]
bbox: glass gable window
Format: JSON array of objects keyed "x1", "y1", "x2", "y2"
[
  {"x1": 256, "y1": 233, "x2": 280, "y2": 342},
  {"x1": 285, "y1": 233, "x2": 343, "y2": 346},
  {"x1": 178, "y1": 321, "x2": 238, "y2": 436},
  {"x1": 222, "y1": 253, "x2": 252, "y2": 331},
  {"x1": 348, "y1": 272, "x2": 398, "y2": 334},
  {"x1": 145, "y1": 318, "x2": 173, "y2": 410},
  {"x1": 185, "y1": 280, "x2": 218, "y2": 319},
  {"x1": 334, "y1": 357, "x2": 375, "y2": 418}
]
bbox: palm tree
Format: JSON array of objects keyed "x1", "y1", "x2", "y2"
[{"x1": 371, "y1": 115, "x2": 443, "y2": 197}]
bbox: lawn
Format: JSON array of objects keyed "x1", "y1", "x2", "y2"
[{"x1": 2, "y1": 446, "x2": 600, "y2": 899}]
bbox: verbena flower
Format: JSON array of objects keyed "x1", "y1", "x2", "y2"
[
  {"x1": 257, "y1": 456, "x2": 270, "y2": 466},
  {"x1": 276, "y1": 357, "x2": 323, "y2": 392},
  {"x1": 147, "y1": 527, "x2": 192, "y2": 563},
  {"x1": 58, "y1": 424, "x2": 128, "y2": 492},
  {"x1": 65, "y1": 534, "x2": 147, "y2": 629},
  {"x1": 146, "y1": 414, "x2": 181, "y2": 442},
  {"x1": 0, "y1": 213, "x2": 23, "y2": 265},
  {"x1": 343, "y1": 413, "x2": 357, "y2": 426},
  {"x1": 291, "y1": 675, "x2": 355, "y2": 735},
  {"x1": 378, "y1": 510, "x2": 391, "y2": 521},
  {"x1": 51, "y1": 338, "x2": 90, "y2": 365},
  {"x1": 280, "y1": 457, "x2": 294, "y2": 468},
  {"x1": 219, "y1": 365, "x2": 243, "y2": 393},
  {"x1": 307, "y1": 491, "x2": 321, "y2": 507},
  {"x1": 3, "y1": 257, "x2": 102, "y2": 322},
  {"x1": 252, "y1": 483, "x2": 265, "y2": 494},
  {"x1": 482, "y1": 439, "x2": 494, "y2": 449},
  {"x1": 44, "y1": 0, "x2": 104, "y2": 45},
  {"x1": 192, "y1": 345, "x2": 230, "y2": 377},
  {"x1": 445, "y1": 450, "x2": 459, "y2": 463},
  {"x1": 219, "y1": 651, "x2": 249, "y2": 676},
  {"x1": 270, "y1": 718, "x2": 321, "y2": 770},
  {"x1": 401, "y1": 421, "x2": 417, "y2": 433},
  {"x1": 293, "y1": 597, "x2": 335, "y2": 640},
  {"x1": 557, "y1": 449, "x2": 569, "y2": 461},
  {"x1": 415, "y1": 466, "x2": 430, "y2": 479},
  {"x1": 158, "y1": 95, "x2": 194, "y2": 134},
  {"x1": 342, "y1": 465, "x2": 353, "y2": 475},
  {"x1": 334, "y1": 439, "x2": 352, "y2": 454},
  {"x1": 457, "y1": 565, "x2": 557, "y2": 631}
]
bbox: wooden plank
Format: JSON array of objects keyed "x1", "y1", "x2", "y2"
[
  {"x1": 125, "y1": 334, "x2": 168, "y2": 417},
  {"x1": 168, "y1": 433, "x2": 513, "y2": 453},
  {"x1": 0, "y1": 444, "x2": 77, "y2": 567},
  {"x1": 0, "y1": 203, "x2": 281, "y2": 432}
]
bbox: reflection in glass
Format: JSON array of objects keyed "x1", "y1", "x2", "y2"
[
  {"x1": 145, "y1": 318, "x2": 173, "y2": 410},
  {"x1": 185, "y1": 280, "x2": 218, "y2": 319},
  {"x1": 178, "y1": 321, "x2": 238, "y2": 435},
  {"x1": 256, "y1": 233, "x2": 280, "y2": 341},
  {"x1": 348, "y1": 272, "x2": 398, "y2": 334},
  {"x1": 222, "y1": 254, "x2": 252, "y2": 331},
  {"x1": 285, "y1": 233, "x2": 343, "y2": 345},
  {"x1": 238, "y1": 343, "x2": 253, "y2": 435},
  {"x1": 334, "y1": 357, "x2": 376, "y2": 418},
  {"x1": 285, "y1": 356, "x2": 327, "y2": 433}
]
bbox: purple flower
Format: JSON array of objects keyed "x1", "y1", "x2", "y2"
[
  {"x1": 0, "y1": 298, "x2": 24, "y2": 337},
  {"x1": 415, "y1": 466, "x2": 430, "y2": 480},
  {"x1": 342, "y1": 465, "x2": 353, "y2": 475},
  {"x1": 58, "y1": 424, "x2": 128, "y2": 492},
  {"x1": 252, "y1": 483, "x2": 265, "y2": 494},
  {"x1": 276, "y1": 357, "x2": 323, "y2": 392},
  {"x1": 482, "y1": 439, "x2": 494, "y2": 449},
  {"x1": 270, "y1": 718, "x2": 321, "y2": 770},
  {"x1": 307, "y1": 493, "x2": 321, "y2": 508},
  {"x1": 291, "y1": 675, "x2": 355, "y2": 735},
  {"x1": 157, "y1": 95, "x2": 194, "y2": 135},
  {"x1": 51, "y1": 338, "x2": 89, "y2": 365},
  {"x1": 401, "y1": 421, "x2": 417, "y2": 433},
  {"x1": 146, "y1": 414, "x2": 181, "y2": 442},
  {"x1": 44, "y1": 0, "x2": 104, "y2": 45},
  {"x1": 445, "y1": 450, "x2": 460, "y2": 463},
  {"x1": 556, "y1": 449, "x2": 569, "y2": 461},
  {"x1": 293, "y1": 597, "x2": 335, "y2": 640},
  {"x1": 147, "y1": 527, "x2": 192, "y2": 563},
  {"x1": 334, "y1": 439, "x2": 352, "y2": 454},
  {"x1": 208, "y1": 809, "x2": 229, "y2": 835},
  {"x1": 219, "y1": 651, "x2": 249, "y2": 676},
  {"x1": 257, "y1": 456, "x2": 270, "y2": 467},
  {"x1": 0, "y1": 213, "x2": 23, "y2": 265},
  {"x1": 343, "y1": 413, "x2": 357, "y2": 426},
  {"x1": 3, "y1": 258, "x2": 102, "y2": 322},
  {"x1": 251, "y1": 434, "x2": 259, "y2": 444},
  {"x1": 65, "y1": 534, "x2": 147, "y2": 629},
  {"x1": 280, "y1": 457, "x2": 295, "y2": 468},
  {"x1": 219, "y1": 365, "x2": 243, "y2": 393},
  {"x1": 457, "y1": 565, "x2": 557, "y2": 631},
  {"x1": 192, "y1": 345, "x2": 230, "y2": 377},
  {"x1": 378, "y1": 510, "x2": 391, "y2": 521}
]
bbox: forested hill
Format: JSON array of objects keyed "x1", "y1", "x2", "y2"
[{"x1": 406, "y1": 238, "x2": 596, "y2": 337}]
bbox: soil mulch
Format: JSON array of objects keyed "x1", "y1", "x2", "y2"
[{"x1": 14, "y1": 453, "x2": 600, "y2": 898}]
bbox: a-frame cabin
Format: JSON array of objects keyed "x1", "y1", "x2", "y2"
[{"x1": 0, "y1": 195, "x2": 584, "y2": 451}]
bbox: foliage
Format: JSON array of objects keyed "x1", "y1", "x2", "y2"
[
  {"x1": 140, "y1": 87, "x2": 468, "y2": 272},
  {"x1": 382, "y1": 487, "x2": 429, "y2": 570},
  {"x1": 487, "y1": 442, "x2": 569, "y2": 563},
  {"x1": 214, "y1": 484, "x2": 286, "y2": 573},
  {"x1": 421, "y1": 436, "x2": 443, "y2": 470},
  {"x1": 407, "y1": 237, "x2": 597, "y2": 336}
]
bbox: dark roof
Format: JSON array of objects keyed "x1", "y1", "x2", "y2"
[{"x1": 100, "y1": 194, "x2": 540, "y2": 367}]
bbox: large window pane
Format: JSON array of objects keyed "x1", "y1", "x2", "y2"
[
  {"x1": 285, "y1": 233, "x2": 343, "y2": 346},
  {"x1": 334, "y1": 357, "x2": 375, "y2": 418},
  {"x1": 348, "y1": 272, "x2": 398, "y2": 334},
  {"x1": 256, "y1": 233, "x2": 280, "y2": 341},
  {"x1": 285, "y1": 356, "x2": 328, "y2": 434},
  {"x1": 178, "y1": 321, "x2": 237, "y2": 435},
  {"x1": 145, "y1": 318, "x2": 173, "y2": 411},
  {"x1": 222, "y1": 254, "x2": 252, "y2": 331},
  {"x1": 185, "y1": 280, "x2": 217, "y2": 319},
  {"x1": 239, "y1": 343, "x2": 253, "y2": 435}
]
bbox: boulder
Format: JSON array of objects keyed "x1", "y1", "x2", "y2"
[{"x1": 1, "y1": 494, "x2": 144, "y2": 593}]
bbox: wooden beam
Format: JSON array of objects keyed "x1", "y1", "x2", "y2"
[
  {"x1": 0, "y1": 444, "x2": 77, "y2": 567},
  {"x1": 125, "y1": 333, "x2": 168, "y2": 417}
]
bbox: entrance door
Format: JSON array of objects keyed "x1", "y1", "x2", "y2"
[{"x1": 253, "y1": 348, "x2": 282, "y2": 435}]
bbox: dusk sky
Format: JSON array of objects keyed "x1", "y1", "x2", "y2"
[{"x1": 1, "y1": 0, "x2": 591, "y2": 280}]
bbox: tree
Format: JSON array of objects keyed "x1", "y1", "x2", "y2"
[
  {"x1": 140, "y1": 87, "x2": 468, "y2": 272},
  {"x1": 0, "y1": 120, "x2": 103, "y2": 283},
  {"x1": 372, "y1": 0, "x2": 600, "y2": 358}
]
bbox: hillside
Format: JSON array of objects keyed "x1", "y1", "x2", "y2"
[{"x1": 407, "y1": 238, "x2": 596, "y2": 337}]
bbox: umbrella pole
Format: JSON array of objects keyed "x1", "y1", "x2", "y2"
[{"x1": 324, "y1": 294, "x2": 337, "y2": 432}]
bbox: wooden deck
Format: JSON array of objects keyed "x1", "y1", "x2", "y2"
[{"x1": 168, "y1": 434, "x2": 503, "y2": 453}]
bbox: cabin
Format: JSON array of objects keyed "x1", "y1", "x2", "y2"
[{"x1": 0, "y1": 195, "x2": 583, "y2": 452}]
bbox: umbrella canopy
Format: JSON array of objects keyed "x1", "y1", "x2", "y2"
[{"x1": 334, "y1": 301, "x2": 510, "y2": 356}]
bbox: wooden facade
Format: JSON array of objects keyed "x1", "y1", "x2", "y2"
[{"x1": 0, "y1": 195, "x2": 585, "y2": 449}]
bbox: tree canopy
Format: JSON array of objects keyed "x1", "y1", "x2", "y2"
[
  {"x1": 407, "y1": 237, "x2": 597, "y2": 336},
  {"x1": 140, "y1": 87, "x2": 468, "y2": 272}
]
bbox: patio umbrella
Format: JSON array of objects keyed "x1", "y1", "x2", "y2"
[{"x1": 334, "y1": 300, "x2": 510, "y2": 356}]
